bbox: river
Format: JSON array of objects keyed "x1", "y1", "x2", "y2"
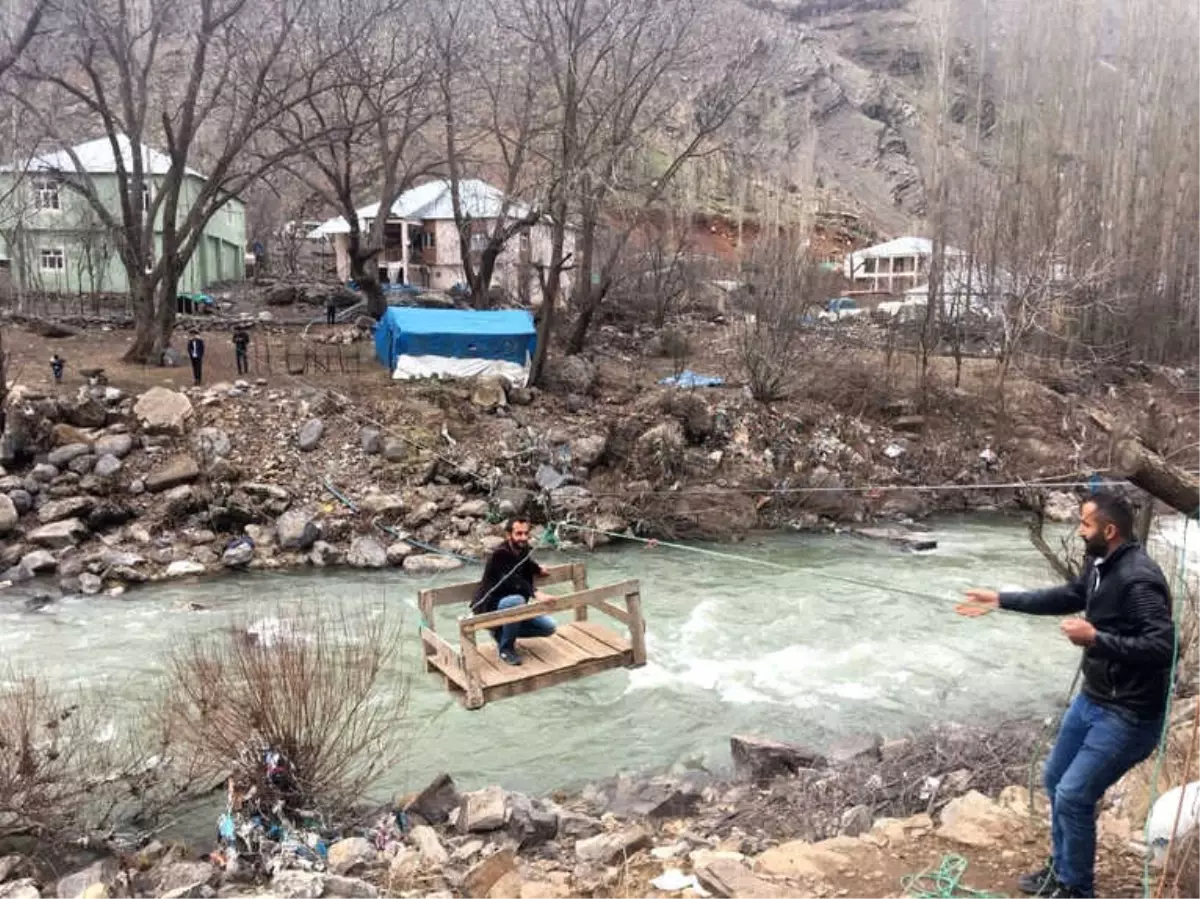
[{"x1": 8, "y1": 513, "x2": 1143, "y2": 800}]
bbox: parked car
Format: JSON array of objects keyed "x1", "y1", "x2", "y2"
[{"x1": 817, "y1": 296, "x2": 865, "y2": 322}]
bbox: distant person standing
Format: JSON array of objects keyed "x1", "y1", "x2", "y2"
[
  {"x1": 186, "y1": 331, "x2": 206, "y2": 386},
  {"x1": 232, "y1": 326, "x2": 250, "y2": 375},
  {"x1": 326, "y1": 296, "x2": 337, "y2": 326},
  {"x1": 50, "y1": 353, "x2": 65, "y2": 384}
]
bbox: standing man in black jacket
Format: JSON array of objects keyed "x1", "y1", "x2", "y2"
[
  {"x1": 186, "y1": 331, "x2": 206, "y2": 386},
  {"x1": 472, "y1": 518, "x2": 556, "y2": 666},
  {"x1": 964, "y1": 491, "x2": 1174, "y2": 898}
]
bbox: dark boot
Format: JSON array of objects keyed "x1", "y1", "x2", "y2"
[{"x1": 1018, "y1": 860, "x2": 1056, "y2": 896}]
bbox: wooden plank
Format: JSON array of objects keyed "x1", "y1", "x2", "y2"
[
  {"x1": 625, "y1": 591, "x2": 647, "y2": 667},
  {"x1": 540, "y1": 630, "x2": 596, "y2": 665},
  {"x1": 593, "y1": 599, "x2": 631, "y2": 625},
  {"x1": 476, "y1": 642, "x2": 555, "y2": 686},
  {"x1": 418, "y1": 563, "x2": 582, "y2": 610},
  {"x1": 556, "y1": 622, "x2": 618, "y2": 658},
  {"x1": 421, "y1": 630, "x2": 467, "y2": 690},
  {"x1": 574, "y1": 621, "x2": 632, "y2": 653},
  {"x1": 482, "y1": 655, "x2": 630, "y2": 705},
  {"x1": 459, "y1": 629, "x2": 487, "y2": 709},
  {"x1": 462, "y1": 581, "x2": 640, "y2": 632},
  {"x1": 572, "y1": 563, "x2": 589, "y2": 622},
  {"x1": 523, "y1": 634, "x2": 591, "y2": 669}
]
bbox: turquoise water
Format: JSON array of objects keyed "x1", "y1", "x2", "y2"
[{"x1": 0, "y1": 514, "x2": 1093, "y2": 801}]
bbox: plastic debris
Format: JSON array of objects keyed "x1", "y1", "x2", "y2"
[
  {"x1": 650, "y1": 869, "x2": 705, "y2": 893},
  {"x1": 658, "y1": 370, "x2": 724, "y2": 389}
]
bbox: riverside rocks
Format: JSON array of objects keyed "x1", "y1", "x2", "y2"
[{"x1": 134, "y1": 388, "x2": 193, "y2": 435}]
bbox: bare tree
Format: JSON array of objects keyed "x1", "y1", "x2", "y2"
[
  {"x1": 275, "y1": 0, "x2": 437, "y2": 318},
  {"x1": 14, "y1": 0, "x2": 336, "y2": 362},
  {"x1": 433, "y1": 0, "x2": 545, "y2": 308},
  {"x1": 503, "y1": 0, "x2": 773, "y2": 384}
]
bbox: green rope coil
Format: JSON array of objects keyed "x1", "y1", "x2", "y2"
[{"x1": 901, "y1": 854, "x2": 1007, "y2": 898}]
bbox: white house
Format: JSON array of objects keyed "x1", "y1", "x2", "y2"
[
  {"x1": 843, "y1": 236, "x2": 963, "y2": 294},
  {"x1": 308, "y1": 179, "x2": 573, "y2": 303}
]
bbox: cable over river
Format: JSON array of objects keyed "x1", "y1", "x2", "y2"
[{"x1": 3, "y1": 514, "x2": 1123, "y2": 801}]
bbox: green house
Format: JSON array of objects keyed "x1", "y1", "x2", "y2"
[{"x1": 0, "y1": 135, "x2": 245, "y2": 295}]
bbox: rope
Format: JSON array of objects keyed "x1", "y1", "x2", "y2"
[
  {"x1": 552, "y1": 522, "x2": 1007, "y2": 609},
  {"x1": 584, "y1": 476, "x2": 1129, "y2": 499},
  {"x1": 901, "y1": 854, "x2": 1007, "y2": 898}
]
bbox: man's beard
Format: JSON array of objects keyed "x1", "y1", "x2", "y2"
[{"x1": 1083, "y1": 534, "x2": 1109, "y2": 558}]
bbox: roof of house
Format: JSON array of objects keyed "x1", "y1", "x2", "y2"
[
  {"x1": 7, "y1": 135, "x2": 205, "y2": 179},
  {"x1": 308, "y1": 179, "x2": 532, "y2": 238},
  {"x1": 848, "y1": 236, "x2": 971, "y2": 259}
]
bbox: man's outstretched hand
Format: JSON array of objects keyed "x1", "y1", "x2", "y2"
[
  {"x1": 1060, "y1": 617, "x2": 1097, "y2": 647},
  {"x1": 956, "y1": 588, "x2": 999, "y2": 618}
]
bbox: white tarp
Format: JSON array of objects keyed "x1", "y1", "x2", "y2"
[{"x1": 391, "y1": 354, "x2": 529, "y2": 387}]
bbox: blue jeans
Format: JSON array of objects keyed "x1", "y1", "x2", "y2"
[
  {"x1": 1043, "y1": 693, "x2": 1161, "y2": 895},
  {"x1": 494, "y1": 595, "x2": 556, "y2": 653}
]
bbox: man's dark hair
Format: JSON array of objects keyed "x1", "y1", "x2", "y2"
[
  {"x1": 1084, "y1": 490, "x2": 1135, "y2": 539},
  {"x1": 505, "y1": 517, "x2": 531, "y2": 534}
]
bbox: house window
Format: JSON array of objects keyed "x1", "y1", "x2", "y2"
[
  {"x1": 862, "y1": 257, "x2": 876, "y2": 274},
  {"x1": 33, "y1": 178, "x2": 60, "y2": 211},
  {"x1": 39, "y1": 248, "x2": 65, "y2": 271}
]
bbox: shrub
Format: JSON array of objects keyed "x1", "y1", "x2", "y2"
[{"x1": 159, "y1": 606, "x2": 409, "y2": 818}]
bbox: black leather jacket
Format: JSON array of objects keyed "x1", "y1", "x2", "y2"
[{"x1": 1000, "y1": 542, "x2": 1174, "y2": 720}]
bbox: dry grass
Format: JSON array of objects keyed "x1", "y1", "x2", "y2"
[{"x1": 158, "y1": 606, "x2": 410, "y2": 819}]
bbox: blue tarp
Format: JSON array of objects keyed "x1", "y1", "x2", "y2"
[{"x1": 373, "y1": 308, "x2": 537, "y2": 369}]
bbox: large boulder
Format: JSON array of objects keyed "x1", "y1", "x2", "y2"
[
  {"x1": 935, "y1": 789, "x2": 1022, "y2": 848},
  {"x1": 134, "y1": 387, "x2": 194, "y2": 435},
  {"x1": 145, "y1": 456, "x2": 201, "y2": 492},
  {"x1": 327, "y1": 837, "x2": 376, "y2": 876},
  {"x1": 298, "y1": 419, "x2": 324, "y2": 452},
  {"x1": 469, "y1": 378, "x2": 508, "y2": 410},
  {"x1": 457, "y1": 786, "x2": 507, "y2": 833},
  {"x1": 192, "y1": 427, "x2": 232, "y2": 460},
  {"x1": 86, "y1": 501, "x2": 135, "y2": 531},
  {"x1": 358, "y1": 493, "x2": 405, "y2": 516},
  {"x1": 58, "y1": 394, "x2": 107, "y2": 428},
  {"x1": 546, "y1": 356, "x2": 597, "y2": 396},
  {"x1": 94, "y1": 434, "x2": 134, "y2": 459},
  {"x1": 574, "y1": 826, "x2": 651, "y2": 866},
  {"x1": 37, "y1": 496, "x2": 94, "y2": 524},
  {"x1": 730, "y1": 734, "x2": 826, "y2": 782},
  {"x1": 347, "y1": 536, "x2": 387, "y2": 569},
  {"x1": 571, "y1": 434, "x2": 608, "y2": 468},
  {"x1": 56, "y1": 858, "x2": 119, "y2": 899},
  {"x1": 402, "y1": 554, "x2": 463, "y2": 575},
  {"x1": 0, "y1": 495, "x2": 16, "y2": 535},
  {"x1": 47, "y1": 443, "x2": 92, "y2": 468},
  {"x1": 405, "y1": 772, "x2": 461, "y2": 825},
  {"x1": 19, "y1": 549, "x2": 57, "y2": 575},
  {"x1": 28, "y1": 518, "x2": 88, "y2": 549},
  {"x1": 276, "y1": 507, "x2": 319, "y2": 550},
  {"x1": 165, "y1": 560, "x2": 206, "y2": 578},
  {"x1": 93, "y1": 455, "x2": 123, "y2": 479}
]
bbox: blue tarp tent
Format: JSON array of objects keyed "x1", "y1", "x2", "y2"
[{"x1": 374, "y1": 308, "x2": 538, "y2": 385}]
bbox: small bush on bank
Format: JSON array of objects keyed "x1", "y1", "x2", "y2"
[
  {"x1": 0, "y1": 672, "x2": 161, "y2": 844},
  {"x1": 159, "y1": 606, "x2": 410, "y2": 820}
]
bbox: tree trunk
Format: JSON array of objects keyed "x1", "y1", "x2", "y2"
[
  {"x1": 152, "y1": 267, "x2": 181, "y2": 360},
  {"x1": 1115, "y1": 438, "x2": 1200, "y2": 518},
  {"x1": 123, "y1": 276, "x2": 158, "y2": 363}
]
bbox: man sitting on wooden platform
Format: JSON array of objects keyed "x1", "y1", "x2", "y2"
[{"x1": 471, "y1": 518, "x2": 556, "y2": 666}]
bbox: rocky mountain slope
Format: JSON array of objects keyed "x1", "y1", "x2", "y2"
[{"x1": 734, "y1": 0, "x2": 974, "y2": 235}]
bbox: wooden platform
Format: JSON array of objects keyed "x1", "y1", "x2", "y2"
[{"x1": 418, "y1": 563, "x2": 646, "y2": 709}]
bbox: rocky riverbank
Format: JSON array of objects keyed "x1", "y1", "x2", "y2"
[
  {"x1": 0, "y1": 357, "x2": 1115, "y2": 599},
  {"x1": 0, "y1": 711, "x2": 1190, "y2": 899}
]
